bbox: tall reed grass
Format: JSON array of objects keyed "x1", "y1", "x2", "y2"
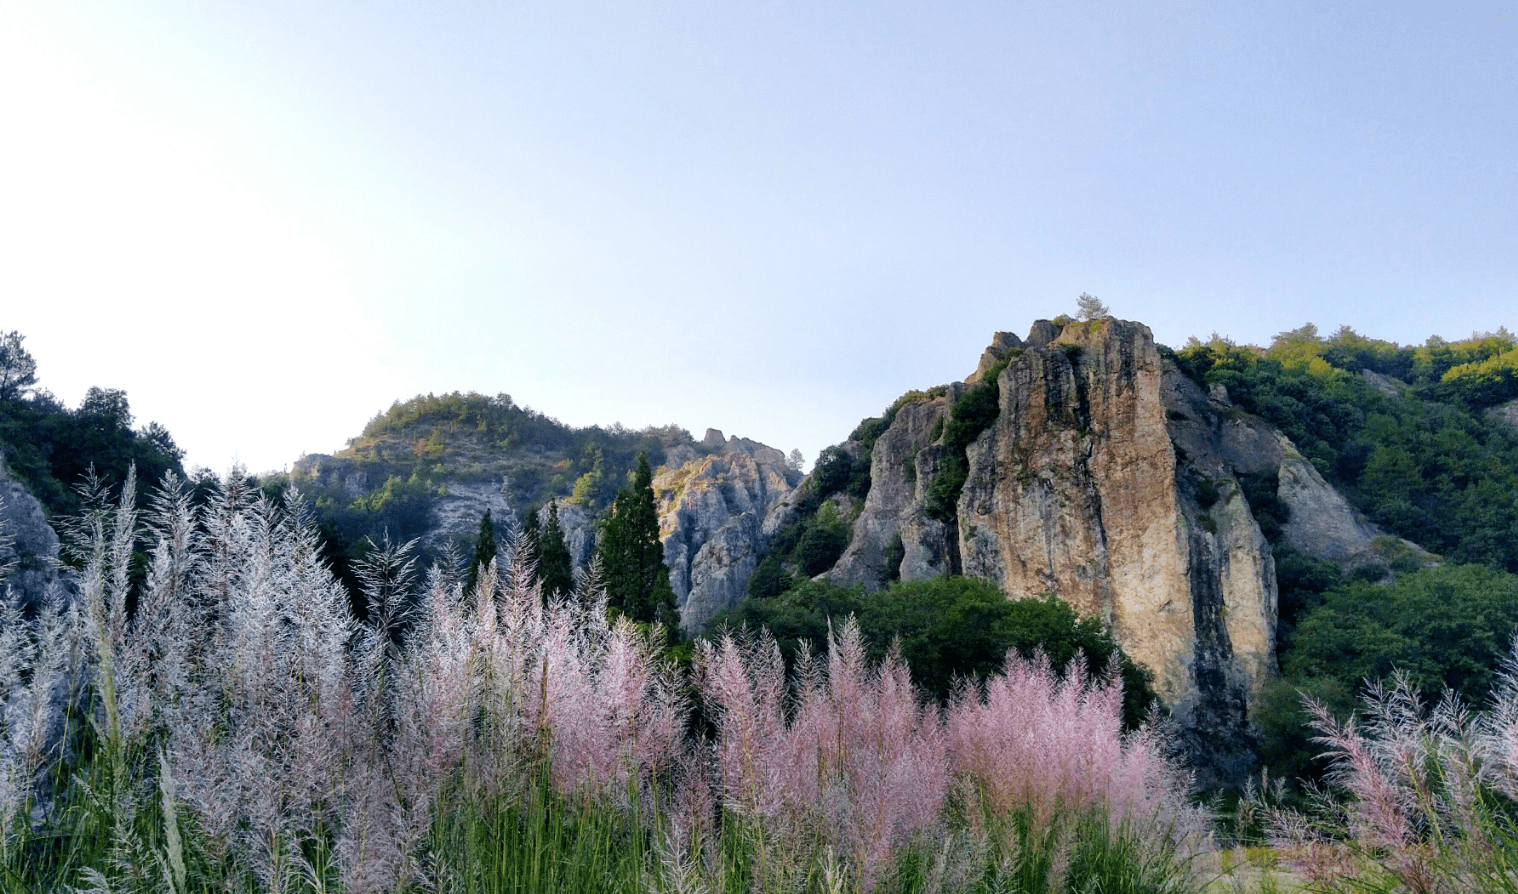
[
  {"x1": 1265, "y1": 651, "x2": 1518, "y2": 894},
  {"x1": 0, "y1": 471, "x2": 1207, "y2": 892}
]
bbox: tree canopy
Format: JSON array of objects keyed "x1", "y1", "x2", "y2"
[
  {"x1": 1076, "y1": 292, "x2": 1110, "y2": 321},
  {"x1": 708, "y1": 575, "x2": 1157, "y2": 729}
]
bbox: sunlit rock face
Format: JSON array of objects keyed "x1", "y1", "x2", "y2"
[
  {"x1": 818, "y1": 320, "x2": 1272, "y2": 785},
  {"x1": 653, "y1": 435, "x2": 801, "y2": 633},
  {"x1": 815, "y1": 318, "x2": 1438, "y2": 786}
]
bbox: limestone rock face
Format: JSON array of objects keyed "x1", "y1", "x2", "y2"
[
  {"x1": 427, "y1": 478, "x2": 520, "y2": 555},
  {"x1": 532, "y1": 501, "x2": 597, "y2": 572},
  {"x1": 654, "y1": 436, "x2": 801, "y2": 632},
  {"x1": 966, "y1": 332, "x2": 1024, "y2": 385},
  {"x1": 297, "y1": 453, "x2": 521, "y2": 557},
  {"x1": 958, "y1": 320, "x2": 1226, "y2": 712},
  {"x1": 829, "y1": 390, "x2": 961, "y2": 588},
  {"x1": 1162, "y1": 369, "x2": 1421, "y2": 573},
  {"x1": 0, "y1": 454, "x2": 72, "y2": 614},
  {"x1": 661, "y1": 437, "x2": 807, "y2": 631},
  {"x1": 823, "y1": 320, "x2": 1278, "y2": 785}
]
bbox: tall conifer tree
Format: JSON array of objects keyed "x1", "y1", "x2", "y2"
[
  {"x1": 537, "y1": 500, "x2": 576, "y2": 599},
  {"x1": 594, "y1": 453, "x2": 678, "y2": 629},
  {"x1": 465, "y1": 508, "x2": 496, "y2": 596}
]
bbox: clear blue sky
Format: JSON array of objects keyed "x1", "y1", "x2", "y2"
[{"x1": 2, "y1": 2, "x2": 1514, "y2": 474}]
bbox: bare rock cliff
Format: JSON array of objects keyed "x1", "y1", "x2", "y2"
[
  {"x1": 0, "y1": 453, "x2": 72, "y2": 614},
  {"x1": 829, "y1": 321, "x2": 1272, "y2": 782},
  {"x1": 653, "y1": 433, "x2": 801, "y2": 632},
  {"x1": 822, "y1": 319, "x2": 1434, "y2": 783}
]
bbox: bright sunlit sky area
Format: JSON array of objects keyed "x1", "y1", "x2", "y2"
[{"x1": 2, "y1": 2, "x2": 1515, "y2": 475}]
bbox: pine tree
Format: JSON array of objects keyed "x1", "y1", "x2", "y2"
[
  {"x1": 464, "y1": 509, "x2": 497, "y2": 596},
  {"x1": 537, "y1": 500, "x2": 576, "y2": 600},
  {"x1": 1076, "y1": 292, "x2": 1110, "y2": 321},
  {"x1": 520, "y1": 505, "x2": 541, "y2": 565},
  {"x1": 594, "y1": 453, "x2": 678, "y2": 629}
]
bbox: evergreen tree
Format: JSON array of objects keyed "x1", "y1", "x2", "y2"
[
  {"x1": 594, "y1": 453, "x2": 678, "y2": 629},
  {"x1": 464, "y1": 508, "x2": 497, "y2": 596},
  {"x1": 0, "y1": 330, "x2": 37, "y2": 401},
  {"x1": 537, "y1": 500, "x2": 576, "y2": 599},
  {"x1": 520, "y1": 504, "x2": 541, "y2": 565},
  {"x1": 1076, "y1": 292, "x2": 1110, "y2": 321}
]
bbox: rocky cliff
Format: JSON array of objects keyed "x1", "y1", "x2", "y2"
[
  {"x1": 0, "y1": 453, "x2": 72, "y2": 615},
  {"x1": 653, "y1": 431, "x2": 801, "y2": 632},
  {"x1": 821, "y1": 319, "x2": 1418, "y2": 784}
]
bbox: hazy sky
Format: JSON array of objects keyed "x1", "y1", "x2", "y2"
[{"x1": 2, "y1": 2, "x2": 1515, "y2": 475}]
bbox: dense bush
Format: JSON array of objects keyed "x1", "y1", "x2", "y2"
[
  {"x1": 0, "y1": 383, "x2": 183, "y2": 521},
  {"x1": 1257, "y1": 563, "x2": 1518, "y2": 787},
  {"x1": 707, "y1": 575, "x2": 1157, "y2": 727}
]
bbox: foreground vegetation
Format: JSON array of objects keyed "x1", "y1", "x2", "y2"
[{"x1": 1, "y1": 472, "x2": 1208, "y2": 893}]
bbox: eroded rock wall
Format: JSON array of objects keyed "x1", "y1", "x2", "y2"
[
  {"x1": 654, "y1": 435, "x2": 801, "y2": 632},
  {"x1": 816, "y1": 320, "x2": 1279, "y2": 784},
  {"x1": 0, "y1": 453, "x2": 71, "y2": 614}
]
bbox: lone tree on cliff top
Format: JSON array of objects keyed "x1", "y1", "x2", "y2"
[{"x1": 1076, "y1": 292, "x2": 1110, "y2": 321}]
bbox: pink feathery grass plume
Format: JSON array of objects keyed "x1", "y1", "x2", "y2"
[
  {"x1": 509, "y1": 569, "x2": 687, "y2": 803},
  {"x1": 697, "y1": 618, "x2": 950, "y2": 889},
  {"x1": 947, "y1": 649, "x2": 1199, "y2": 846}
]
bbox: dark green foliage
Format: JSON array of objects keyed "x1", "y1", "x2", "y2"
[
  {"x1": 595, "y1": 454, "x2": 677, "y2": 628},
  {"x1": 1175, "y1": 326, "x2": 1518, "y2": 572},
  {"x1": 465, "y1": 509, "x2": 498, "y2": 595},
  {"x1": 883, "y1": 533, "x2": 905, "y2": 582},
  {"x1": 1260, "y1": 563, "x2": 1518, "y2": 785},
  {"x1": 1271, "y1": 545, "x2": 1342, "y2": 643},
  {"x1": 707, "y1": 576, "x2": 1157, "y2": 728},
  {"x1": 808, "y1": 445, "x2": 856, "y2": 504},
  {"x1": 1237, "y1": 470, "x2": 1289, "y2": 542},
  {"x1": 795, "y1": 511, "x2": 851, "y2": 577},
  {"x1": 1193, "y1": 478, "x2": 1220, "y2": 510},
  {"x1": 924, "y1": 363, "x2": 1006, "y2": 523},
  {"x1": 923, "y1": 453, "x2": 968, "y2": 522},
  {"x1": 1284, "y1": 564, "x2": 1518, "y2": 704},
  {"x1": 1253, "y1": 675, "x2": 1358, "y2": 788},
  {"x1": 745, "y1": 553, "x2": 793, "y2": 600},
  {"x1": 536, "y1": 501, "x2": 576, "y2": 599},
  {"x1": 0, "y1": 341, "x2": 183, "y2": 521}
]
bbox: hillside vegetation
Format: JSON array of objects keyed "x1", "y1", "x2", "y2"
[
  {"x1": 1170, "y1": 324, "x2": 1518, "y2": 787},
  {"x1": 282, "y1": 391, "x2": 703, "y2": 591}
]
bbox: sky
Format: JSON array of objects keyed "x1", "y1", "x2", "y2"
[{"x1": 1, "y1": 2, "x2": 1515, "y2": 475}]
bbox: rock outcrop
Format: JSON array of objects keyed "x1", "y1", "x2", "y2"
[
  {"x1": 818, "y1": 318, "x2": 1443, "y2": 784},
  {"x1": 0, "y1": 453, "x2": 71, "y2": 614},
  {"x1": 1490, "y1": 398, "x2": 1518, "y2": 435},
  {"x1": 653, "y1": 435, "x2": 801, "y2": 632}
]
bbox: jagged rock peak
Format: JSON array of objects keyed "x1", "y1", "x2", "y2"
[{"x1": 966, "y1": 331, "x2": 1024, "y2": 385}]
